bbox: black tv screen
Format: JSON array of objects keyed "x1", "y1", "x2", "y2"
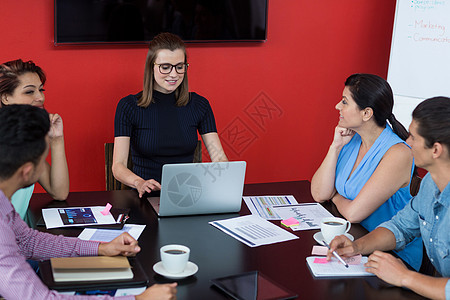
[{"x1": 55, "y1": 0, "x2": 268, "y2": 44}]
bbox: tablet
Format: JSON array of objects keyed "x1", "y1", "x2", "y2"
[
  {"x1": 36, "y1": 208, "x2": 129, "y2": 230},
  {"x1": 210, "y1": 271, "x2": 297, "y2": 300}
]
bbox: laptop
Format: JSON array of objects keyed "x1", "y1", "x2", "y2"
[{"x1": 148, "y1": 161, "x2": 246, "y2": 217}]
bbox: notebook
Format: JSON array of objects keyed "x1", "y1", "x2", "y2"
[
  {"x1": 149, "y1": 161, "x2": 246, "y2": 217},
  {"x1": 50, "y1": 256, "x2": 133, "y2": 282},
  {"x1": 306, "y1": 256, "x2": 375, "y2": 278},
  {"x1": 39, "y1": 257, "x2": 148, "y2": 291}
]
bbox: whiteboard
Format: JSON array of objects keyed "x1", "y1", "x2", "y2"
[{"x1": 387, "y1": 0, "x2": 450, "y2": 127}]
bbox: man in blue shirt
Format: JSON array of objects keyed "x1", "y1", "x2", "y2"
[{"x1": 328, "y1": 97, "x2": 450, "y2": 300}]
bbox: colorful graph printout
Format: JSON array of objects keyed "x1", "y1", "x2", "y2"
[
  {"x1": 243, "y1": 195, "x2": 298, "y2": 220},
  {"x1": 272, "y1": 203, "x2": 333, "y2": 231}
]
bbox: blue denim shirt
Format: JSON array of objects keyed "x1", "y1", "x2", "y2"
[{"x1": 379, "y1": 172, "x2": 449, "y2": 299}]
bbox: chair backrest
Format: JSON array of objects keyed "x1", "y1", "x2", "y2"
[
  {"x1": 105, "y1": 143, "x2": 132, "y2": 191},
  {"x1": 105, "y1": 141, "x2": 202, "y2": 191},
  {"x1": 410, "y1": 175, "x2": 422, "y2": 197}
]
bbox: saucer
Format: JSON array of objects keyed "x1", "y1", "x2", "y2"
[
  {"x1": 313, "y1": 232, "x2": 354, "y2": 246},
  {"x1": 153, "y1": 261, "x2": 198, "y2": 279}
]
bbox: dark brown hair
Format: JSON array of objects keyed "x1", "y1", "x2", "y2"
[
  {"x1": 345, "y1": 73, "x2": 409, "y2": 141},
  {"x1": 412, "y1": 97, "x2": 450, "y2": 150},
  {"x1": 0, "y1": 59, "x2": 46, "y2": 106},
  {"x1": 0, "y1": 104, "x2": 49, "y2": 179}
]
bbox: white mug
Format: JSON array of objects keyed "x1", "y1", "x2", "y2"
[
  {"x1": 160, "y1": 244, "x2": 190, "y2": 274},
  {"x1": 320, "y1": 217, "x2": 351, "y2": 243}
]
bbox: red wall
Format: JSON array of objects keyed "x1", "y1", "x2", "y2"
[{"x1": 1, "y1": 1, "x2": 396, "y2": 192}]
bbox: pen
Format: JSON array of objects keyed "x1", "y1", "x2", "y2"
[
  {"x1": 322, "y1": 240, "x2": 349, "y2": 268},
  {"x1": 116, "y1": 214, "x2": 124, "y2": 223}
]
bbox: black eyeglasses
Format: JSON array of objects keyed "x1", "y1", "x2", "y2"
[{"x1": 154, "y1": 63, "x2": 189, "y2": 74}]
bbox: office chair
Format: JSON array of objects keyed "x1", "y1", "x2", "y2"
[
  {"x1": 105, "y1": 141, "x2": 202, "y2": 191},
  {"x1": 410, "y1": 174, "x2": 422, "y2": 197}
]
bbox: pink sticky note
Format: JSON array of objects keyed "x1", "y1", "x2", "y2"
[
  {"x1": 281, "y1": 217, "x2": 299, "y2": 227},
  {"x1": 313, "y1": 257, "x2": 329, "y2": 264},
  {"x1": 311, "y1": 245, "x2": 328, "y2": 256},
  {"x1": 101, "y1": 203, "x2": 112, "y2": 216},
  {"x1": 343, "y1": 254, "x2": 362, "y2": 265}
]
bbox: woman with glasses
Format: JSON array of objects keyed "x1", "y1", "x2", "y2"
[
  {"x1": 310, "y1": 73, "x2": 422, "y2": 271},
  {"x1": 113, "y1": 32, "x2": 228, "y2": 197},
  {"x1": 0, "y1": 59, "x2": 69, "y2": 225}
]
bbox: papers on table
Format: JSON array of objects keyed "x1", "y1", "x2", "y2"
[
  {"x1": 243, "y1": 197, "x2": 333, "y2": 231},
  {"x1": 78, "y1": 224, "x2": 146, "y2": 242},
  {"x1": 306, "y1": 256, "x2": 375, "y2": 277},
  {"x1": 42, "y1": 206, "x2": 117, "y2": 229},
  {"x1": 243, "y1": 195, "x2": 298, "y2": 220},
  {"x1": 59, "y1": 286, "x2": 146, "y2": 296},
  {"x1": 209, "y1": 215, "x2": 298, "y2": 247},
  {"x1": 272, "y1": 203, "x2": 334, "y2": 231}
]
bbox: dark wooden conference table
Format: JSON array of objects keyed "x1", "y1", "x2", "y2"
[{"x1": 29, "y1": 181, "x2": 425, "y2": 299}]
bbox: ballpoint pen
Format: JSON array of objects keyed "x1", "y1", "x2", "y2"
[
  {"x1": 322, "y1": 240, "x2": 349, "y2": 268},
  {"x1": 116, "y1": 214, "x2": 124, "y2": 223}
]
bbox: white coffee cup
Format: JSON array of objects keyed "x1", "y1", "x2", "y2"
[
  {"x1": 320, "y1": 217, "x2": 351, "y2": 243},
  {"x1": 160, "y1": 244, "x2": 190, "y2": 274}
]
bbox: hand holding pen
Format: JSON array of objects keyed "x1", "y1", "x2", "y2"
[{"x1": 323, "y1": 240, "x2": 349, "y2": 268}]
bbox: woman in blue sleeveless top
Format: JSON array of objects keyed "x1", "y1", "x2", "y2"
[{"x1": 311, "y1": 74, "x2": 422, "y2": 270}]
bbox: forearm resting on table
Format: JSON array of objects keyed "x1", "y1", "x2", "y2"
[
  {"x1": 331, "y1": 193, "x2": 370, "y2": 223},
  {"x1": 401, "y1": 271, "x2": 448, "y2": 300},
  {"x1": 354, "y1": 227, "x2": 397, "y2": 255}
]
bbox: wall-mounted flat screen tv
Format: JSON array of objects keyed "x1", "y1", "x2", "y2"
[{"x1": 55, "y1": 0, "x2": 268, "y2": 44}]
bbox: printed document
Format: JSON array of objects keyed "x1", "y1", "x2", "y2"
[
  {"x1": 209, "y1": 214, "x2": 298, "y2": 247},
  {"x1": 78, "y1": 224, "x2": 146, "y2": 242},
  {"x1": 243, "y1": 195, "x2": 298, "y2": 220},
  {"x1": 59, "y1": 287, "x2": 146, "y2": 296},
  {"x1": 272, "y1": 203, "x2": 334, "y2": 231}
]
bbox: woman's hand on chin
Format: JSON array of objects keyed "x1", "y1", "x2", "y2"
[{"x1": 331, "y1": 126, "x2": 355, "y2": 149}]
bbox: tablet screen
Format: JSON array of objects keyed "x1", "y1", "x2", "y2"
[{"x1": 211, "y1": 271, "x2": 297, "y2": 300}]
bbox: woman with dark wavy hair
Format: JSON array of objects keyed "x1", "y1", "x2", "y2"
[
  {"x1": 311, "y1": 73, "x2": 422, "y2": 270},
  {"x1": 113, "y1": 32, "x2": 227, "y2": 198},
  {"x1": 0, "y1": 59, "x2": 69, "y2": 224}
]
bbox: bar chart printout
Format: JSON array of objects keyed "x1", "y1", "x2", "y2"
[
  {"x1": 243, "y1": 195, "x2": 298, "y2": 220},
  {"x1": 209, "y1": 215, "x2": 298, "y2": 247},
  {"x1": 272, "y1": 203, "x2": 334, "y2": 231}
]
